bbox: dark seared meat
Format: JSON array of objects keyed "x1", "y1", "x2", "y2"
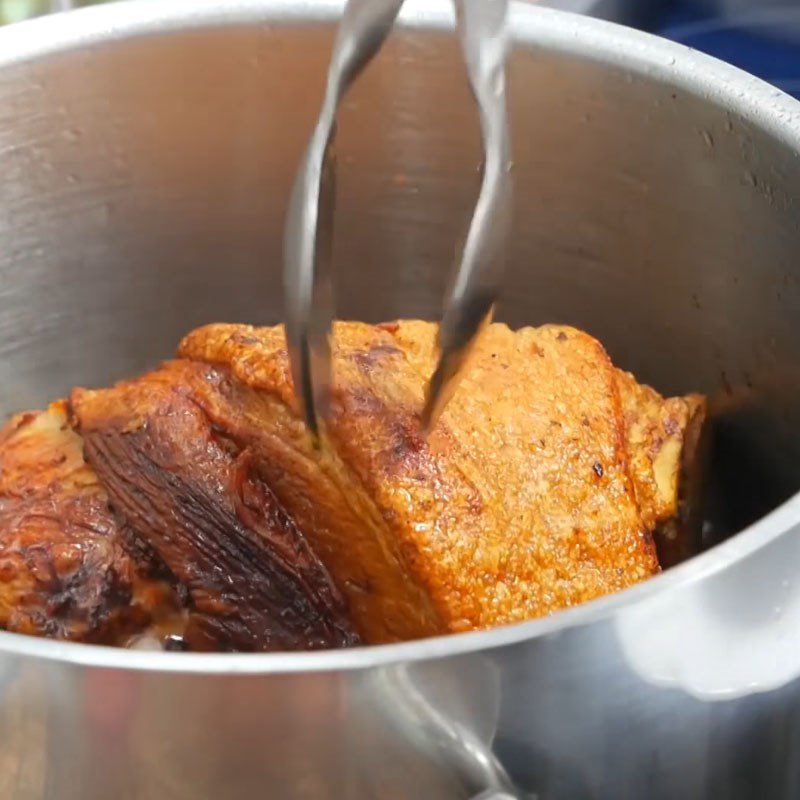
[
  {"x1": 71, "y1": 361, "x2": 359, "y2": 652},
  {"x1": 0, "y1": 402, "x2": 179, "y2": 643}
]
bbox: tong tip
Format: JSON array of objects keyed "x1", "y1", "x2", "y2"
[
  {"x1": 420, "y1": 345, "x2": 466, "y2": 435},
  {"x1": 422, "y1": 301, "x2": 496, "y2": 435},
  {"x1": 287, "y1": 331, "x2": 332, "y2": 445}
]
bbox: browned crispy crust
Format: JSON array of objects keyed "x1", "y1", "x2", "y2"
[
  {"x1": 0, "y1": 402, "x2": 179, "y2": 643},
  {"x1": 0, "y1": 319, "x2": 704, "y2": 649},
  {"x1": 71, "y1": 362, "x2": 359, "y2": 652},
  {"x1": 178, "y1": 320, "x2": 663, "y2": 642}
]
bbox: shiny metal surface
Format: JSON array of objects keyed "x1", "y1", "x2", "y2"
[
  {"x1": 284, "y1": 0, "x2": 511, "y2": 435},
  {"x1": 422, "y1": 0, "x2": 511, "y2": 430},
  {"x1": 284, "y1": 0, "x2": 404, "y2": 436},
  {"x1": 1, "y1": 1, "x2": 800, "y2": 797}
]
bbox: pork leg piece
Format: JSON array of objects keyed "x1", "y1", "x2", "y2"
[{"x1": 1, "y1": 319, "x2": 705, "y2": 649}]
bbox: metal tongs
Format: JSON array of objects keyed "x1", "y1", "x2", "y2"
[{"x1": 284, "y1": 0, "x2": 511, "y2": 437}]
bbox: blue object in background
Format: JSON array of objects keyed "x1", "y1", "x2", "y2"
[{"x1": 656, "y1": 2, "x2": 800, "y2": 100}]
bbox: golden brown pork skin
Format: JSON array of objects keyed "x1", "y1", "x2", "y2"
[
  {"x1": 178, "y1": 320, "x2": 700, "y2": 642},
  {"x1": 0, "y1": 319, "x2": 705, "y2": 650}
]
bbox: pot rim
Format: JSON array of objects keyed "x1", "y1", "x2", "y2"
[{"x1": 1, "y1": 0, "x2": 799, "y2": 674}]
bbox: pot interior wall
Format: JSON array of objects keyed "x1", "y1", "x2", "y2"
[{"x1": 0, "y1": 16, "x2": 798, "y2": 549}]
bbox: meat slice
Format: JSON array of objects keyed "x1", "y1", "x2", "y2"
[
  {"x1": 0, "y1": 402, "x2": 179, "y2": 643},
  {"x1": 71, "y1": 362, "x2": 359, "y2": 652},
  {"x1": 178, "y1": 320, "x2": 666, "y2": 643}
]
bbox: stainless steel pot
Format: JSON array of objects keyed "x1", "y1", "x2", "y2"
[{"x1": 2, "y1": 1, "x2": 800, "y2": 797}]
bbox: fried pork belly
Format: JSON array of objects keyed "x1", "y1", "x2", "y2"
[
  {"x1": 176, "y1": 320, "x2": 701, "y2": 643},
  {"x1": 0, "y1": 402, "x2": 179, "y2": 643},
  {"x1": 0, "y1": 319, "x2": 705, "y2": 649},
  {"x1": 71, "y1": 362, "x2": 359, "y2": 652}
]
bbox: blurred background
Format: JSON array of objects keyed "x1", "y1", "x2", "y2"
[{"x1": 2, "y1": 0, "x2": 800, "y2": 100}]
